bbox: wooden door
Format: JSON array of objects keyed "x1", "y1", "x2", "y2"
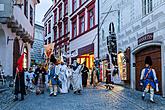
[
  {"x1": 13, "y1": 38, "x2": 20, "y2": 78},
  {"x1": 135, "y1": 46, "x2": 162, "y2": 95}
]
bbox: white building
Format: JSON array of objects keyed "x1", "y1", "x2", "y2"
[
  {"x1": 69, "y1": 0, "x2": 99, "y2": 69},
  {"x1": 100, "y1": 0, "x2": 165, "y2": 97},
  {"x1": 0, "y1": 0, "x2": 40, "y2": 77}
]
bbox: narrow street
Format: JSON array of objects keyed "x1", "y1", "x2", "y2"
[{"x1": 3, "y1": 85, "x2": 165, "y2": 110}]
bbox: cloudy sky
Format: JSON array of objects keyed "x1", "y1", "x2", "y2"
[{"x1": 35, "y1": 0, "x2": 52, "y2": 26}]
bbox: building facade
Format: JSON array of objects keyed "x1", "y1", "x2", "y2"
[
  {"x1": 31, "y1": 24, "x2": 44, "y2": 65},
  {"x1": 0, "y1": 0, "x2": 40, "y2": 77},
  {"x1": 69, "y1": 0, "x2": 99, "y2": 69},
  {"x1": 43, "y1": 0, "x2": 70, "y2": 61},
  {"x1": 100, "y1": 0, "x2": 165, "y2": 97}
]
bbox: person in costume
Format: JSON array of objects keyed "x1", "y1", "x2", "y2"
[
  {"x1": 14, "y1": 69, "x2": 26, "y2": 101},
  {"x1": 14, "y1": 53, "x2": 26, "y2": 101},
  {"x1": 72, "y1": 60, "x2": 83, "y2": 94},
  {"x1": 67, "y1": 65, "x2": 73, "y2": 91},
  {"x1": 140, "y1": 56, "x2": 159, "y2": 103},
  {"x1": 48, "y1": 55, "x2": 60, "y2": 96},
  {"x1": 35, "y1": 64, "x2": 46, "y2": 95},
  {"x1": 58, "y1": 61, "x2": 68, "y2": 93},
  {"x1": 81, "y1": 61, "x2": 89, "y2": 87}
]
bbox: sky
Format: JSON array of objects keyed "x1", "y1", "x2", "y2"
[{"x1": 35, "y1": 0, "x2": 52, "y2": 26}]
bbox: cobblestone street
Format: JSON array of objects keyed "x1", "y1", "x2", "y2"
[{"x1": 1, "y1": 85, "x2": 165, "y2": 110}]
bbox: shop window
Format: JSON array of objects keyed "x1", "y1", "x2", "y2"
[
  {"x1": 23, "y1": 47, "x2": 28, "y2": 69},
  {"x1": 118, "y1": 52, "x2": 127, "y2": 81},
  {"x1": 142, "y1": 0, "x2": 152, "y2": 16}
]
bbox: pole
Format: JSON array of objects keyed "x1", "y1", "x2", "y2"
[{"x1": 97, "y1": 0, "x2": 100, "y2": 59}]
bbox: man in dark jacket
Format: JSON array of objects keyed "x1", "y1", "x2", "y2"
[
  {"x1": 14, "y1": 69, "x2": 26, "y2": 101},
  {"x1": 81, "y1": 61, "x2": 89, "y2": 87}
]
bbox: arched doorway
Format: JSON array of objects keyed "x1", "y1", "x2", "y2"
[
  {"x1": 13, "y1": 38, "x2": 20, "y2": 78},
  {"x1": 135, "y1": 45, "x2": 162, "y2": 95}
]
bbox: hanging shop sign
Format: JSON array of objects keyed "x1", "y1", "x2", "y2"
[{"x1": 138, "y1": 33, "x2": 153, "y2": 45}]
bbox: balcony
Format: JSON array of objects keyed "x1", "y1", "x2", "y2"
[{"x1": 0, "y1": 0, "x2": 34, "y2": 43}]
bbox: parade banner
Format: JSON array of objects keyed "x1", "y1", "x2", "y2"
[{"x1": 44, "y1": 43, "x2": 55, "y2": 59}]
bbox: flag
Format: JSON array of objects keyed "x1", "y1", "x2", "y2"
[
  {"x1": 44, "y1": 43, "x2": 55, "y2": 59},
  {"x1": 16, "y1": 53, "x2": 24, "y2": 74}
]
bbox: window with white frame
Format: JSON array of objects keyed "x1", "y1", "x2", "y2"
[{"x1": 142, "y1": 0, "x2": 152, "y2": 16}]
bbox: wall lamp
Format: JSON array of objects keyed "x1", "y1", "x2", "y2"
[{"x1": 7, "y1": 36, "x2": 21, "y2": 45}]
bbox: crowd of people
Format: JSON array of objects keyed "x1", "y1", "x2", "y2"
[{"x1": 13, "y1": 54, "x2": 100, "y2": 101}]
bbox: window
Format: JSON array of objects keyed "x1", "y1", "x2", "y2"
[
  {"x1": 64, "y1": 0, "x2": 68, "y2": 15},
  {"x1": 72, "y1": 0, "x2": 77, "y2": 12},
  {"x1": 79, "y1": 16, "x2": 85, "y2": 34},
  {"x1": 54, "y1": 0, "x2": 57, "y2": 4},
  {"x1": 80, "y1": 0, "x2": 85, "y2": 6},
  {"x1": 30, "y1": 5, "x2": 33, "y2": 25},
  {"x1": 54, "y1": 9, "x2": 57, "y2": 23},
  {"x1": 48, "y1": 37, "x2": 51, "y2": 44},
  {"x1": 142, "y1": 0, "x2": 152, "y2": 15},
  {"x1": 54, "y1": 27, "x2": 57, "y2": 41},
  {"x1": 72, "y1": 20, "x2": 77, "y2": 38},
  {"x1": 65, "y1": 45, "x2": 67, "y2": 52},
  {"x1": 59, "y1": 4, "x2": 62, "y2": 19},
  {"x1": 59, "y1": 25, "x2": 62, "y2": 37},
  {"x1": 45, "y1": 40, "x2": 47, "y2": 45},
  {"x1": 48, "y1": 20, "x2": 51, "y2": 34},
  {"x1": 88, "y1": 7, "x2": 95, "y2": 29},
  {"x1": 64, "y1": 21, "x2": 68, "y2": 34},
  {"x1": 24, "y1": 0, "x2": 28, "y2": 18},
  {"x1": 45, "y1": 24, "x2": 47, "y2": 37}
]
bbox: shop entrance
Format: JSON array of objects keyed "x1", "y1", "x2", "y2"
[{"x1": 135, "y1": 46, "x2": 162, "y2": 95}]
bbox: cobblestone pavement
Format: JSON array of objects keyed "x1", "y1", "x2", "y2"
[
  {"x1": 3, "y1": 85, "x2": 165, "y2": 110},
  {"x1": 0, "y1": 87, "x2": 14, "y2": 110}
]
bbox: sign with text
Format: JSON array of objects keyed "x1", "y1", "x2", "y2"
[{"x1": 138, "y1": 33, "x2": 153, "y2": 45}]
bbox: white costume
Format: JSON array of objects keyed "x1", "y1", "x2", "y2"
[
  {"x1": 67, "y1": 67, "x2": 73, "y2": 90},
  {"x1": 72, "y1": 64, "x2": 83, "y2": 92},
  {"x1": 59, "y1": 64, "x2": 68, "y2": 93}
]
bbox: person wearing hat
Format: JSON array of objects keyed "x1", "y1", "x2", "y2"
[
  {"x1": 140, "y1": 56, "x2": 159, "y2": 103},
  {"x1": 58, "y1": 60, "x2": 68, "y2": 93},
  {"x1": 48, "y1": 54, "x2": 60, "y2": 96}
]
